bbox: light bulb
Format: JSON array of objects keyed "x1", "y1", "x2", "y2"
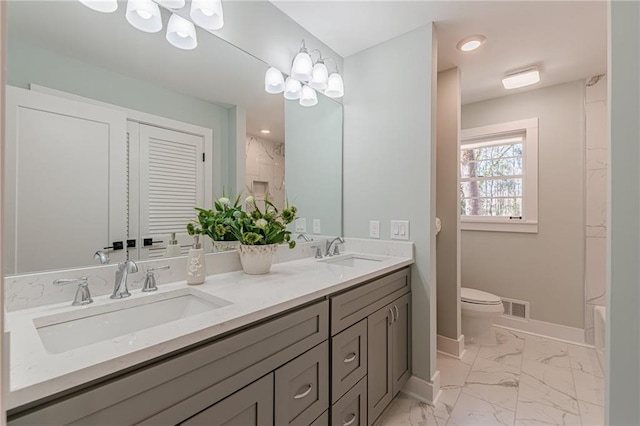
[
  {"x1": 324, "y1": 73, "x2": 344, "y2": 98},
  {"x1": 166, "y1": 13, "x2": 198, "y2": 50},
  {"x1": 300, "y1": 85, "x2": 318, "y2": 107},
  {"x1": 284, "y1": 77, "x2": 302, "y2": 100},
  {"x1": 190, "y1": 0, "x2": 224, "y2": 30},
  {"x1": 126, "y1": 0, "x2": 162, "y2": 33},
  {"x1": 265, "y1": 67, "x2": 285, "y2": 94}
]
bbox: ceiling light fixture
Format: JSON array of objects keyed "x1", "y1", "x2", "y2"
[
  {"x1": 126, "y1": 0, "x2": 162, "y2": 33},
  {"x1": 190, "y1": 0, "x2": 224, "y2": 30},
  {"x1": 260, "y1": 129, "x2": 271, "y2": 134},
  {"x1": 78, "y1": 0, "x2": 118, "y2": 13},
  {"x1": 456, "y1": 35, "x2": 486, "y2": 52},
  {"x1": 502, "y1": 67, "x2": 540, "y2": 90},
  {"x1": 166, "y1": 13, "x2": 198, "y2": 50}
]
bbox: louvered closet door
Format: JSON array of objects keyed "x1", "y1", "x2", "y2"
[{"x1": 137, "y1": 124, "x2": 205, "y2": 260}]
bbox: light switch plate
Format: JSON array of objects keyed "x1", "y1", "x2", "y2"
[
  {"x1": 391, "y1": 220, "x2": 409, "y2": 240},
  {"x1": 295, "y1": 218, "x2": 307, "y2": 233},
  {"x1": 313, "y1": 219, "x2": 321, "y2": 234},
  {"x1": 369, "y1": 220, "x2": 380, "y2": 239}
]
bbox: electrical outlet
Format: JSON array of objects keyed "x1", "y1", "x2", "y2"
[
  {"x1": 391, "y1": 220, "x2": 410, "y2": 240},
  {"x1": 313, "y1": 219, "x2": 321, "y2": 234},
  {"x1": 369, "y1": 220, "x2": 380, "y2": 238},
  {"x1": 295, "y1": 218, "x2": 307, "y2": 233}
]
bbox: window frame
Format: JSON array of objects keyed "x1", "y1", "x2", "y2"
[{"x1": 460, "y1": 118, "x2": 539, "y2": 233}]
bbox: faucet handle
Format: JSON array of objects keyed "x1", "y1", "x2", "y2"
[
  {"x1": 142, "y1": 265, "x2": 170, "y2": 292},
  {"x1": 332, "y1": 240, "x2": 344, "y2": 256},
  {"x1": 53, "y1": 277, "x2": 92, "y2": 306},
  {"x1": 310, "y1": 245, "x2": 323, "y2": 259}
]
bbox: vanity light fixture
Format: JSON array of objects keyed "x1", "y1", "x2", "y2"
[
  {"x1": 190, "y1": 0, "x2": 224, "y2": 31},
  {"x1": 166, "y1": 13, "x2": 198, "y2": 50},
  {"x1": 126, "y1": 0, "x2": 162, "y2": 33},
  {"x1": 502, "y1": 67, "x2": 540, "y2": 89},
  {"x1": 284, "y1": 77, "x2": 302, "y2": 100},
  {"x1": 324, "y1": 71, "x2": 344, "y2": 98},
  {"x1": 456, "y1": 34, "x2": 486, "y2": 52},
  {"x1": 308, "y1": 59, "x2": 329, "y2": 91},
  {"x1": 78, "y1": 0, "x2": 118, "y2": 13},
  {"x1": 156, "y1": 0, "x2": 186, "y2": 9},
  {"x1": 291, "y1": 40, "x2": 313, "y2": 81},
  {"x1": 265, "y1": 67, "x2": 286, "y2": 94},
  {"x1": 300, "y1": 85, "x2": 318, "y2": 107}
]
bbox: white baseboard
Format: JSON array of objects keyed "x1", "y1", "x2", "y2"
[
  {"x1": 495, "y1": 316, "x2": 587, "y2": 345},
  {"x1": 401, "y1": 370, "x2": 441, "y2": 406},
  {"x1": 437, "y1": 334, "x2": 465, "y2": 358}
]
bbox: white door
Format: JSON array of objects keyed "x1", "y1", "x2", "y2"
[
  {"x1": 129, "y1": 122, "x2": 205, "y2": 260},
  {"x1": 4, "y1": 86, "x2": 127, "y2": 274}
]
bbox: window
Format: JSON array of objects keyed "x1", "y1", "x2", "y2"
[{"x1": 460, "y1": 118, "x2": 538, "y2": 233}]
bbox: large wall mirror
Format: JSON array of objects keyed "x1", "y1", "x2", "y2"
[{"x1": 4, "y1": 0, "x2": 343, "y2": 276}]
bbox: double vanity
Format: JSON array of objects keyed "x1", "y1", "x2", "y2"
[{"x1": 6, "y1": 240, "x2": 414, "y2": 425}]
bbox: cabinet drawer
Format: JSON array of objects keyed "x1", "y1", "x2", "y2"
[
  {"x1": 275, "y1": 341, "x2": 329, "y2": 426},
  {"x1": 331, "y1": 319, "x2": 367, "y2": 403},
  {"x1": 331, "y1": 377, "x2": 367, "y2": 426},
  {"x1": 180, "y1": 374, "x2": 273, "y2": 426},
  {"x1": 331, "y1": 268, "x2": 409, "y2": 335},
  {"x1": 10, "y1": 301, "x2": 328, "y2": 425}
]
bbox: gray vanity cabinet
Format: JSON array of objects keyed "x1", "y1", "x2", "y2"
[
  {"x1": 391, "y1": 293, "x2": 411, "y2": 396},
  {"x1": 180, "y1": 374, "x2": 274, "y2": 426}
]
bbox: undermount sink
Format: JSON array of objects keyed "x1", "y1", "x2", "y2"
[
  {"x1": 34, "y1": 290, "x2": 231, "y2": 354},
  {"x1": 319, "y1": 253, "x2": 386, "y2": 268}
]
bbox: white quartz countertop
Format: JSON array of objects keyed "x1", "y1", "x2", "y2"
[{"x1": 5, "y1": 249, "x2": 413, "y2": 410}]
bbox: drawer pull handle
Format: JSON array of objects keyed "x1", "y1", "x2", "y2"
[
  {"x1": 344, "y1": 353, "x2": 357, "y2": 363},
  {"x1": 394, "y1": 305, "x2": 400, "y2": 322},
  {"x1": 294, "y1": 383, "x2": 313, "y2": 399},
  {"x1": 389, "y1": 308, "x2": 394, "y2": 324},
  {"x1": 343, "y1": 413, "x2": 357, "y2": 426}
]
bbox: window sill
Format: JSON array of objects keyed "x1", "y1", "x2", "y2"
[{"x1": 461, "y1": 221, "x2": 538, "y2": 234}]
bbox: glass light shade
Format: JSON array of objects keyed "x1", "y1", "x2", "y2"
[
  {"x1": 324, "y1": 73, "x2": 344, "y2": 98},
  {"x1": 300, "y1": 86, "x2": 318, "y2": 107},
  {"x1": 166, "y1": 13, "x2": 198, "y2": 50},
  {"x1": 156, "y1": 0, "x2": 185, "y2": 9},
  {"x1": 126, "y1": 0, "x2": 162, "y2": 33},
  {"x1": 291, "y1": 51, "x2": 313, "y2": 81},
  {"x1": 308, "y1": 62, "x2": 328, "y2": 91},
  {"x1": 190, "y1": 0, "x2": 224, "y2": 30},
  {"x1": 284, "y1": 77, "x2": 302, "y2": 100},
  {"x1": 265, "y1": 67, "x2": 285, "y2": 94},
  {"x1": 502, "y1": 68, "x2": 540, "y2": 89},
  {"x1": 78, "y1": 0, "x2": 118, "y2": 13}
]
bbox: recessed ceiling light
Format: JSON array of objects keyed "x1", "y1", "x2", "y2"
[
  {"x1": 502, "y1": 67, "x2": 540, "y2": 90},
  {"x1": 456, "y1": 35, "x2": 486, "y2": 52},
  {"x1": 260, "y1": 129, "x2": 271, "y2": 134}
]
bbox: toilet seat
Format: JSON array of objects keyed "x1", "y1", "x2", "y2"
[{"x1": 461, "y1": 287, "x2": 502, "y2": 305}]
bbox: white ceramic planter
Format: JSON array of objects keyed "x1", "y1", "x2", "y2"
[
  {"x1": 238, "y1": 244, "x2": 278, "y2": 275},
  {"x1": 212, "y1": 240, "x2": 240, "y2": 252}
]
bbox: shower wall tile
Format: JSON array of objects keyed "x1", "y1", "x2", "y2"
[{"x1": 246, "y1": 135, "x2": 285, "y2": 211}]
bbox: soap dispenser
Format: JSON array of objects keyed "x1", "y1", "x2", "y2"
[
  {"x1": 165, "y1": 232, "x2": 181, "y2": 258},
  {"x1": 186, "y1": 235, "x2": 206, "y2": 285}
]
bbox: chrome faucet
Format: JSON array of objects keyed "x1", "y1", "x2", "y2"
[
  {"x1": 53, "y1": 276, "x2": 93, "y2": 306},
  {"x1": 297, "y1": 233, "x2": 313, "y2": 242},
  {"x1": 325, "y1": 237, "x2": 345, "y2": 257},
  {"x1": 111, "y1": 260, "x2": 138, "y2": 299}
]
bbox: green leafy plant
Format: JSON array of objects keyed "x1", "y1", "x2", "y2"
[
  {"x1": 187, "y1": 192, "x2": 243, "y2": 242},
  {"x1": 228, "y1": 195, "x2": 298, "y2": 248}
]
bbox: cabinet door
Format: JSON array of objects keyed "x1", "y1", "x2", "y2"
[
  {"x1": 391, "y1": 293, "x2": 411, "y2": 396},
  {"x1": 367, "y1": 304, "x2": 393, "y2": 425},
  {"x1": 180, "y1": 374, "x2": 273, "y2": 426}
]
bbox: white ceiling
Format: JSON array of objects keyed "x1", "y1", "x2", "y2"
[{"x1": 270, "y1": 0, "x2": 607, "y2": 104}]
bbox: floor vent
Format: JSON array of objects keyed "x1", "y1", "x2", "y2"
[{"x1": 501, "y1": 297, "x2": 530, "y2": 321}]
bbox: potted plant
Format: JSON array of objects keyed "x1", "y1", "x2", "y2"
[
  {"x1": 187, "y1": 192, "x2": 242, "y2": 252},
  {"x1": 229, "y1": 195, "x2": 297, "y2": 274}
]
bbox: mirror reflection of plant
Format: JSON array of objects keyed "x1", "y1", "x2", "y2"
[
  {"x1": 187, "y1": 192, "x2": 243, "y2": 242},
  {"x1": 230, "y1": 195, "x2": 298, "y2": 248}
]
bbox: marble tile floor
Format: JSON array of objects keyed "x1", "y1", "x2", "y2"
[{"x1": 376, "y1": 327, "x2": 604, "y2": 426}]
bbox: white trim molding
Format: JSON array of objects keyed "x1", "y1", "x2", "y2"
[
  {"x1": 401, "y1": 371, "x2": 441, "y2": 406},
  {"x1": 495, "y1": 317, "x2": 587, "y2": 346},
  {"x1": 437, "y1": 334, "x2": 465, "y2": 358}
]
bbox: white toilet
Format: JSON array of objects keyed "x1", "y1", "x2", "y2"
[{"x1": 461, "y1": 287, "x2": 504, "y2": 345}]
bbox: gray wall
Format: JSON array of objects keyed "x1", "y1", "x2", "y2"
[
  {"x1": 285, "y1": 94, "x2": 343, "y2": 237},
  {"x1": 343, "y1": 24, "x2": 438, "y2": 382},
  {"x1": 7, "y1": 39, "x2": 232, "y2": 192},
  {"x1": 608, "y1": 2, "x2": 640, "y2": 424},
  {"x1": 436, "y1": 68, "x2": 461, "y2": 341},
  {"x1": 461, "y1": 81, "x2": 585, "y2": 329}
]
